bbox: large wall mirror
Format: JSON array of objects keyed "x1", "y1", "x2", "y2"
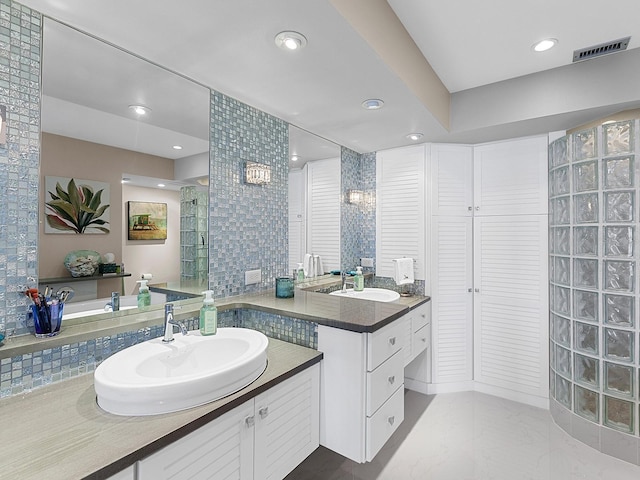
[
  {"x1": 39, "y1": 19, "x2": 210, "y2": 316},
  {"x1": 288, "y1": 125, "x2": 341, "y2": 274}
]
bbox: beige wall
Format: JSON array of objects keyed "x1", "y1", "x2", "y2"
[
  {"x1": 121, "y1": 184, "x2": 181, "y2": 295},
  {"x1": 39, "y1": 133, "x2": 175, "y2": 297}
]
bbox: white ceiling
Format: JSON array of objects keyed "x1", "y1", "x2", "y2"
[{"x1": 19, "y1": 0, "x2": 640, "y2": 161}]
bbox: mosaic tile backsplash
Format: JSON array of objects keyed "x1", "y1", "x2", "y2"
[
  {"x1": 549, "y1": 120, "x2": 640, "y2": 440},
  {"x1": 1, "y1": 309, "x2": 317, "y2": 398},
  {"x1": 0, "y1": 0, "x2": 40, "y2": 338},
  {"x1": 209, "y1": 90, "x2": 289, "y2": 298}
]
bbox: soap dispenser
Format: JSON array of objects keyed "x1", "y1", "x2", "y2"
[
  {"x1": 296, "y1": 263, "x2": 305, "y2": 283},
  {"x1": 354, "y1": 266, "x2": 364, "y2": 292},
  {"x1": 200, "y1": 290, "x2": 217, "y2": 336},
  {"x1": 136, "y1": 280, "x2": 151, "y2": 309}
]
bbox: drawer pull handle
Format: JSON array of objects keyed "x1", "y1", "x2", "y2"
[
  {"x1": 245, "y1": 416, "x2": 255, "y2": 428},
  {"x1": 388, "y1": 416, "x2": 395, "y2": 426},
  {"x1": 421, "y1": 338, "x2": 427, "y2": 343},
  {"x1": 388, "y1": 375, "x2": 395, "y2": 385},
  {"x1": 420, "y1": 313, "x2": 426, "y2": 318},
  {"x1": 259, "y1": 407, "x2": 269, "y2": 419},
  {"x1": 388, "y1": 337, "x2": 396, "y2": 346}
]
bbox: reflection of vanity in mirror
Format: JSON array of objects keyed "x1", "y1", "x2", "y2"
[
  {"x1": 288, "y1": 125, "x2": 341, "y2": 274},
  {"x1": 39, "y1": 19, "x2": 210, "y2": 315}
]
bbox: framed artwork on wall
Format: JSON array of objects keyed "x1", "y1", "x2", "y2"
[
  {"x1": 44, "y1": 176, "x2": 110, "y2": 234},
  {"x1": 127, "y1": 201, "x2": 168, "y2": 240}
]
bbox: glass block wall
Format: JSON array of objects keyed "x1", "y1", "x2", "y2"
[
  {"x1": 180, "y1": 186, "x2": 208, "y2": 281},
  {"x1": 549, "y1": 120, "x2": 640, "y2": 455}
]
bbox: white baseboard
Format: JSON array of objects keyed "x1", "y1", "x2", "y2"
[
  {"x1": 404, "y1": 377, "x2": 428, "y2": 394},
  {"x1": 422, "y1": 380, "x2": 549, "y2": 410}
]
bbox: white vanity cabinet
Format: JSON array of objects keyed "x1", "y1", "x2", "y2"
[
  {"x1": 318, "y1": 319, "x2": 405, "y2": 463},
  {"x1": 137, "y1": 364, "x2": 320, "y2": 480},
  {"x1": 402, "y1": 302, "x2": 431, "y2": 366},
  {"x1": 106, "y1": 466, "x2": 135, "y2": 480}
]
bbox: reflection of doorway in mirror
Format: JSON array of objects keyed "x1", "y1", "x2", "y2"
[{"x1": 0, "y1": 105, "x2": 6, "y2": 145}]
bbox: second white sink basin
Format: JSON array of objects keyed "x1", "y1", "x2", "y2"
[
  {"x1": 329, "y1": 287, "x2": 400, "y2": 302},
  {"x1": 94, "y1": 328, "x2": 268, "y2": 416}
]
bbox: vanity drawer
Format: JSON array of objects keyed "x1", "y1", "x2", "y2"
[
  {"x1": 366, "y1": 349, "x2": 404, "y2": 416},
  {"x1": 365, "y1": 384, "x2": 404, "y2": 462},
  {"x1": 412, "y1": 323, "x2": 430, "y2": 358},
  {"x1": 411, "y1": 303, "x2": 430, "y2": 332},
  {"x1": 367, "y1": 320, "x2": 404, "y2": 371}
]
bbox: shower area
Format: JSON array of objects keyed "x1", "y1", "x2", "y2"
[
  {"x1": 549, "y1": 117, "x2": 640, "y2": 463},
  {"x1": 180, "y1": 186, "x2": 209, "y2": 280}
]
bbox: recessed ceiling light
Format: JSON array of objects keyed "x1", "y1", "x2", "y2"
[
  {"x1": 532, "y1": 38, "x2": 558, "y2": 52},
  {"x1": 275, "y1": 31, "x2": 307, "y2": 51},
  {"x1": 361, "y1": 99, "x2": 384, "y2": 110},
  {"x1": 406, "y1": 133, "x2": 424, "y2": 141},
  {"x1": 172, "y1": 145, "x2": 183, "y2": 150},
  {"x1": 291, "y1": 155, "x2": 299, "y2": 162},
  {"x1": 121, "y1": 177, "x2": 130, "y2": 184},
  {"x1": 129, "y1": 104, "x2": 151, "y2": 115},
  {"x1": 157, "y1": 183, "x2": 165, "y2": 188}
]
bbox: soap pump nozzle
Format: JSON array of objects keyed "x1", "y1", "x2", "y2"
[
  {"x1": 201, "y1": 290, "x2": 215, "y2": 305},
  {"x1": 137, "y1": 279, "x2": 149, "y2": 291}
]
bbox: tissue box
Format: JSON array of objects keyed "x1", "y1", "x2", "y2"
[{"x1": 99, "y1": 263, "x2": 118, "y2": 274}]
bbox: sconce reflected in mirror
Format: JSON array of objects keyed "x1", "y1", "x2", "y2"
[
  {"x1": 245, "y1": 161, "x2": 271, "y2": 185},
  {"x1": 347, "y1": 189, "x2": 364, "y2": 204}
]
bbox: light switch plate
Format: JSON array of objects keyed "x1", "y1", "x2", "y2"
[
  {"x1": 245, "y1": 269, "x2": 262, "y2": 285},
  {"x1": 360, "y1": 258, "x2": 374, "y2": 268}
]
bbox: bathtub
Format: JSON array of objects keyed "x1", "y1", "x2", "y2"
[{"x1": 62, "y1": 292, "x2": 167, "y2": 320}]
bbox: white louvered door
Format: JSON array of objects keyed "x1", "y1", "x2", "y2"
[
  {"x1": 473, "y1": 216, "x2": 549, "y2": 398},
  {"x1": 431, "y1": 216, "x2": 473, "y2": 383},
  {"x1": 376, "y1": 145, "x2": 426, "y2": 280},
  {"x1": 289, "y1": 168, "x2": 306, "y2": 273},
  {"x1": 474, "y1": 136, "x2": 548, "y2": 216},
  {"x1": 431, "y1": 144, "x2": 473, "y2": 216},
  {"x1": 306, "y1": 158, "x2": 341, "y2": 272}
]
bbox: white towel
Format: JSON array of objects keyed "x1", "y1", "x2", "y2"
[
  {"x1": 394, "y1": 258, "x2": 414, "y2": 285},
  {"x1": 314, "y1": 255, "x2": 324, "y2": 276},
  {"x1": 303, "y1": 253, "x2": 313, "y2": 277}
]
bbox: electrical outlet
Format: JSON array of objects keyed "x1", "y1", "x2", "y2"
[
  {"x1": 360, "y1": 258, "x2": 374, "y2": 268},
  {"x1": 245, "y1": 269, "x2": 262, "y2": 285}
]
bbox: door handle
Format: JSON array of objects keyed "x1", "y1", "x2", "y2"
[
  {"x1": 388, "y1": 375, "x2": 395, "y2": 385},
  {"x1": 245, "y1": 416, "x2": 255, "y2": 428},
  {"x1": 258, "y1": 407, "x2": 269, "y2": 419},
  {"x1": 388, "y1": 416, "x2": 395, "y2": 426},
  {"x1": 388, "y1": 337, "x2": 396, "y2": 346}
]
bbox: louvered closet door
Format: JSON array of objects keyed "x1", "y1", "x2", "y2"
[
  {"x1": 431, "y1": 216, "x2": 473, "y2": 383},
  {"x1": 306, "y1": 158, "x2": 340, "y2": 272},
  {"x1": 473, "y1": 215, "x2": 549, "y2": 398},
  {"x1": 474, "y1": 136, "x2": 548, "y2": 216},
  {"x1": 430, "y1": 144, "x2": 473, "y2": 216},
  {"x1": 376, "y1": 145, "x2": 426, "y2": 279}
]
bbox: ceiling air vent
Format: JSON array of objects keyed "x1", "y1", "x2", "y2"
[{"x1": 573, "y1": 37, "x2": 631, "y2": 62}]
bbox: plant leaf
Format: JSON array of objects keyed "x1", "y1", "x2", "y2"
[
  {"x1": 45, "y1": 214, "x2": 77, "y2": 232},
  {"x1": 46, "y1": 199, "x2": 79, "y2": 228},
  {"x1": 55, "y1": 182, "x2": 71, "y2": 203}
]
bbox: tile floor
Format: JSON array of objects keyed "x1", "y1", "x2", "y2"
[{"x1": 286, "y1": 390, "x2": 640, "y2": 480}]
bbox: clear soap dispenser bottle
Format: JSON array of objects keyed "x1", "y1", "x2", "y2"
[
  {"x1": 200, "y1": 290, "x2": 217, "y2": 336},
  {"x1": 354, "y1": 266, "x2": 364, "y2": 292},
  {"x1": 296, "y1": 263, "x2": 305, "y2": 283},
  {"x1": 136, "y1": 280, "x2": 151, "y2": 309}
]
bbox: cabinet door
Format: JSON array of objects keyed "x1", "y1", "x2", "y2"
[
  {"x1": 254, "y1": 364, "x2": 320, "y2": 480},
  {"x1": 138, "y1": 400, "x2": 255, "y2": 480},
  {"x1": 430, "y1": 143, "x2": 473, "y2": 216},
  {"x1": 431, "y1": 216, "x2": 474, "y2": 383},
  {"x1": 106, "y1": 466, "x2": 135, "y2": 480},
  {"x1": 473, "y1": 215, "x2": 549, "y2": 398},
  {"x1": 473, "y1": 135, "x2": 548, "y2": 216},
  {"x1": 376, "y1": 144, "x2": 426, "y2": 280}
]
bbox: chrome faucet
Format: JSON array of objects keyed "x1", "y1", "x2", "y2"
[
  {"x1": 341, "y1": 271, "x2": 354, "y2": 292},
  {"x1": 163, "y1": 303, "x2": 187, "y2": 343},
  {"x1": 105, "y1": 291, "x2": 120, "y2": 312}
]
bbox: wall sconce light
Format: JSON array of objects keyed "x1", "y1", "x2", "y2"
[
  {"x1": 245, "y1": 161, "x2": 272, "y2": 185},
  {"x1": 347, "y1": 190, "x2": 364, "y2": 204}
]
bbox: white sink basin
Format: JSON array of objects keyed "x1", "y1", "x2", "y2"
[
  {"x1": 94, "y1": 328, "x2": 269, "y2": 416},
  {"x1": 329, "y1": 287, "x2": 400, "y2": 302}
]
